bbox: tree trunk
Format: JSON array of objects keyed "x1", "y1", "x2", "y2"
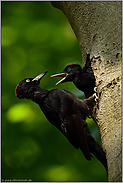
[{"x1": 51, "y1": 1, "x2": 122, "y2": 182}]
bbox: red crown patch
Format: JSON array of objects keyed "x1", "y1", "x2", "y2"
[{"x1": 66, "y1": 63, "x2": 78, "y2": 67}]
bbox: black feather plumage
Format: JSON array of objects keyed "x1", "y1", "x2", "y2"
[{"x1": 15, "y1": 72, "x2": 107, "y2": 174}]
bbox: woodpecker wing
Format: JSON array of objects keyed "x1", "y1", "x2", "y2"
[{"x1": 45, "y1": 89, "x2": 92, "y2": 160}]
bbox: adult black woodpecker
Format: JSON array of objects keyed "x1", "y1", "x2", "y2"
[
  {"x1": 51, "y1": 62, "x2": 95, "y2": 97},
  {"x1": 15, "y1": 72, "x2": 107, "y2": 174}
]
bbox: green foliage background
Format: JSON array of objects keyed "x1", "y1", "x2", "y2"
[{"x1": 2, "y1": 2, "x2": 107, "y2": 181}]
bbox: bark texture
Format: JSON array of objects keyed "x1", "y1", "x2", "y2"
[{"x1": 51, "y1": 1, "x2": 122, "y2": 182}]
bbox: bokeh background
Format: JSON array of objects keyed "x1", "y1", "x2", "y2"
[{"x1": 2, "y1": 1, "x2": 107, "y2": 181}]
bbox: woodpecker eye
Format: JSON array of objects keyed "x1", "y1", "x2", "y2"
[
  {"x1": 26, "y1": 79, "x2": 30, "y2": 83},
  {"x1": 67, "y1": 68, "x2": 71, "y2": 72}
]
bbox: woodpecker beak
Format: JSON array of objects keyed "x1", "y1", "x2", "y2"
[
  {"x1": 51, "y1": 73, "x2": 68, "y2": 85},
  {"x1": 32, "y1": 71, "x2": 48, "y2": 82}
]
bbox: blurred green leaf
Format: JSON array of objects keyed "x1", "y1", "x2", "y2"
[
  {"x1": 6, "y1": 103, "x2": 34, "y2": 123},
  {"x1": 44, "y1": 165, "x2": 80, "y2": 181},
  {"x1": 2, "y1": 26, "x2": 18, "y2": 46}
]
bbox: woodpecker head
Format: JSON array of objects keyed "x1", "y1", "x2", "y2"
[
  {"x1": 15, "y1": 71, "x2": 47, "y2": 99},
  {"x1": 51, "y1": 63, "x2": 81, "y2": 85}
]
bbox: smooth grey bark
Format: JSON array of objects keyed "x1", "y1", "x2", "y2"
[{"x1": 51, "y1": 1, "x2": 122, "y2": 182}]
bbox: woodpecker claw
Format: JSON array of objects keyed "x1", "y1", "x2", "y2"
[
  {"x1": 94, "y1": 87, "x2": 97, "y2": 92},
  {"x1": 93, "y1": 93, "x2": 98, "y2": 102}
]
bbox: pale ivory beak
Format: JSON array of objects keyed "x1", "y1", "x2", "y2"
[
  {"x1": 32, "y1": 71, "x2": 48, "y2": 81},
  {"x1": 51, "y1": 73, "x2": 68, "y2": 85}
]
